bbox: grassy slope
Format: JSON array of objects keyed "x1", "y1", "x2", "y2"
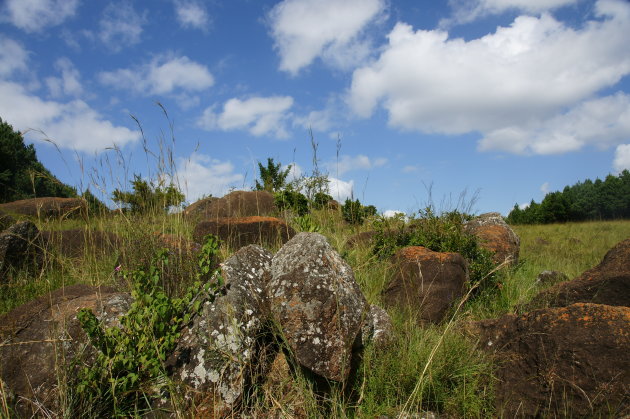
[{"x1": 1, "y1": 211, "x2": 629, "y2": 417}]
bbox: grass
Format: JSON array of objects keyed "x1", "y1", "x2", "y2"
[{"x1": 1, "y1": 197, "x2": 629, "y2": 417}]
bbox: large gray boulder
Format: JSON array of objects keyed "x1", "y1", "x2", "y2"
[
  {"x1": 269, "y1": 233, "x2": 369, "y2": 382},
  {"x1": 0, "y1": 284, "x2": 132, "y2": 417},
  {"x1": 166, "y1": 244, "x2": 273, "y2": 415}
]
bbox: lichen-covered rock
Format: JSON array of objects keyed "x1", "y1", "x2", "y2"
[
  {"x1": 0, "y1": 220, "x2": 43, "y2": 280},
  {"x1": 0, "y1": 197, "x2": 87, "y2": 219},
  {"x1": 166, "y1": 245, "x2": 273, "y2": 415},
  {"x1": 39, "y1": 229, "x2": 121, "y2": 259},
  {"x1": 359, "y1": 305, "x2": 394, "y2": 350},
  {"x1": 472, "y1": 303, "x2": 630, "y2": 417},
  {"x1": 529, "y1": 238, "x2": 630, "y2": 309},
  {"x1": 0, "y1": 210, "x2": 15, "y2": 232},
  {"x1": 0, "y1": 284, "x2": 132, "y2": 417},
  {"x1": 382, "y1": 246, "x2": 468, "y2": 323},
  {"x1": 464, "y1": 212, "x2": 520, "y2": 265},
  {"x1": 535, "y1": 270, "x2": 569, "y2": 285},
  {"x1": 184, "y1": 190, "x2": 277, "y2": 220},
  {"x1": 269, "y1": 233, "x2": 368, "y2": 382},
  {"x1": 193, "y1": 216, "x2": 295, "y2": 250}
]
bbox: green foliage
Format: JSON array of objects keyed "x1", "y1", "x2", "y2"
[
  {"x1": 112, "y1": 174, "x2": 184, "y2": 214},
  {"x1": 293, "y1": 214, "x2": 321, "y2": 232},
  {"x1": 81, "y1": 188, "x2": 109, "y2": 216},
  {"x1": 342, "y1": 198, "x2": 376, "y2": 225},
  {"x1": 507, "y1": 170, "x2": 630, "y2": 224},
  {"x1": 311, "y1": 192, "x2": 333, "y2": 210},
  {"x1": 255, "y1": 158, "x2": 291, "y2": 193},
  {"x1": 274, "y1": 189, "x2": 309, "y2": 216},
  {"x1": 373, "y1": 209, "x2": 497, "y2": 291},
  {"x1": 0, "y1": 117, "x2": 77, "y2": 203},
  {"x1": 76, "y1": 235, "x2": 222, "y2": 415}
]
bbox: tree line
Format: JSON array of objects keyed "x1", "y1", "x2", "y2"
[{"x1": 506, "y1": 170, "x2": 630, "y2": 224}]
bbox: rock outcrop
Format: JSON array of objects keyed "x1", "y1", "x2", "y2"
[
  {"x1": 0, "y1": 284, "x2": 132, "y2": 416},
  {"x1": 167, "y1": 245, "x2": 274, "y2": 415},
  {"x1": 464, "y1": 212, "x2": 520, "y2": 266},
  {"x1": 0, "y1": 197, "x2": 87, "y2": 220},
  {"x1": 382, "y1": 246, "x2": 468, "y2": 323},
  {"x1": 0, "y1": 210, "x2": 15, "y2": 231},
  {"x1": 472, "y1": 303, "x2": 630, "y2": 417},
  {"x1": 529, "y1": 238, "x2": 630, "y2": 309},
  {"x1": 269, "y1": 233, "x2": 369, "y2": 382},
  {"x1": 193, "y1": 216, "x2": 295, "y2": 250},
  {"x1": 40, "y1": 229, "x2": 121, "y2": 259},
  {"x1": 0, "y1": 220, "x2": 43, "y2": 280},
  {"x1": 184, "y1": 191, "x2": 276, "y2": 220}
]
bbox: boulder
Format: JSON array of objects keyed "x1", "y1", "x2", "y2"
[
  {"x1": 184, "y1": 191, "x2": 276, "y2": 220},
  {"x1": 0, "y1": 284, "x2": 132, "y2": 417},
  {"x1": 0, "y1": 210, "x2": 15, "y2": 231},
  {"x1": 193, "y1": 216, "x2": 295, "y2": 250},
  {"x1": 472, "y1": 303, "x2": 630, "y2": 417},
  {"x1": 269, "y1": 233, "x2": 368, "y2": 382},
  {"x1": 166, "y1": 245, "x2": 274, "y2": 415},
  {"x1": 0, "y1": 197, "x2": 87, "y2": 220},
  {"x1": 529, "y1": 238, "x2": 630, "y2": 309},
  {"x1": 39, "y1": 229, "x2": 121, "y2": 259},
  {"x1": 535, "y1": 270, "x2": 569, "y2": 285},
  {"x1": 464, "y1": 212, "x2": 520, "y2": 265},
  {"x1": 359, "y1": 305, "x2": 394, "y2": 350},
  {"x1": 382, "y1": 246, "x2": 468, "y2": 323},
  {"x1": 0, "y1": 220, "x2": 43, "y2": 281}
]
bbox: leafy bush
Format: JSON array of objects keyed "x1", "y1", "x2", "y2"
[
  {"x1": 112, "y1": 175, "x2": 184, "y2": 214},
  {"x1": 373, "y1": 209, "x2": 497, "y2": 291},
  {"x1": 342, "y1": 198, "x2": 376, "y2": 225},
  {"x1": 311, "y1": 192, "x2": 333, "y2": 210},
  {"x1": 76, "y1": 235, "x2": 222, "y2": 416},
  {"x1": 274, "y1": 189, "x2": 309, "y2": 216}
]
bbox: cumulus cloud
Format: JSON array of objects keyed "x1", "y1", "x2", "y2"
[
  {"x1": 99, "y1": 56, "x2": 214, "y2": 95},
  {"x1": 0, "y1": 81, "x2": 140, "y2": 152},
  {"x1": 0, "y1": 36, "x2": 28, "y2": 77},
  {"x1": 330, "y1": 154, "x2": 387, "y2": 176},
  {"x1": 198, "y1": 96, "x2": 294, "y2": 138},
  {"x1": 383, "y1": 209, "x2": 405, "y2": 218},
  {"x1": 349, "y1": 1, "x2": 630, "y2": 156},
  {"x1": 614, "y1": 144, "x2": 630, "y2": 172},
  {"x1": 2, "y1": 0, "x2": 79, "y2": 32},
  {"x1": 45, "y1": 58, "x2": 83, "y2": 98},
  {"x1": 173, "y1": 0, "x2": 210, "y2": 30},
  {"x1": 444, "y1": 0, "x2": 578, "y2": 26},
  {"x1": 99, "y1": 1, "x2": 146, "y2": 51},
  {"x1": 540, "y1": 182, "x2": 550, "y2": 195},
  {"x1": 267, "y1": 0, "x2": 387, "y2": 75},
  {"x1": 175, "y1": 153, "x2": 244, "y2": 202},
  {"x1": 327, "y1": 177, "x2": 354, "y2": 201}
]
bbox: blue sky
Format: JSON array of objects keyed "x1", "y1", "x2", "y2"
[{"x1": 1, "y1": 0, "x2": 629, "y2": 216}]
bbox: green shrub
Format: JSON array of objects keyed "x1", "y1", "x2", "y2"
[
  {"x1": 311, "y1": 192, "x2": 333, "y2": 210},
  {"x1": 293, "y1": 214, "x2": 321, "y2": 232},
  {"x1": 274, "y1": 190, "x2": 309, "y2": 216},
  {"x1": 75, "y1": 235, "x2": 222, "y2": 416}
]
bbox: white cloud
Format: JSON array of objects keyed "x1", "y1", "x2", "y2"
[
  {"x1": 614, "y1": 144, "x2": 630, "y2": 172},
  {"x1": 173, "y1": 0, "x2": 210, "y2": 30},
  {"x1": 175, "y1": 153, "x2": 244, "y2": 202},
  {"x1": 0, "y1": 36, "x2": 28, "y2": 77},
  {"x1": 45, "y1": 58, "x2": 83, "y2": 98},
  {"x1": 327, "y1": 177, "x2": 354, "y2": 202},
  {"x1": 519, "y1": 202, "x2": 530, "y2": 210},
  {"x1": 383, "y1": 209, "x2": 405, "y2": 218},
  {"x1": 402, "y1": 165, "x2": 418, "y2": 173},
  {"x1": 444, "y1": 0, "x2": 578, "y2": 26},
  {"x1": 99, "y1": 56, "x2": 214, "y2": 95},
  {"x1": 540, "y1": 182, "x2": 550, "y2": 195},
  {"x1": 2, "y1": 0, "x2": 79, "y2": 32},
  {"x1": 349, "y1": 1, "x2": 630, "y2": 156},
  {"x1": 99, "y1": 1, "x2": 146, "y2": 51},
  {"x1": 198, "y1": 96, "x2": 294, "y2": 138},
  {"x1": 267, "y1": 0, "x2": 387, "y2": 75},
  {"x1": 331, "y1": 154, "x2": 387, "y2": 176},
  {"x1": 0, "y1": 81, "x2": 140, "y2": 152}
]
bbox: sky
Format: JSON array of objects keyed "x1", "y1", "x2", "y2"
[{"x1": 1, "y1": 0, "x2": 629, "y2": 216}]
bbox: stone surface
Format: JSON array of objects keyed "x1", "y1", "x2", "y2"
[
  {"x1": 472, "y1": 303, "x2": 630, "y2": 417},
  {"x1": 39, "y1": 229, "x2": 121, "y2": 259},
  {"x1": 535, "y1": 270, "x2": 569, "y2": 285},
  {"x1": 359, "y1": 305, "x2": 394, "y2": 350},
  {"x1": 0, "y1": 197, "x2": 87, "y2": 219},
  {"x1": 0, "y1": 210, "x2": 15, "y2": 232},
  {"x1": 529, "y1": 238, "x2": 630, "y2": 309},
  {"x1": 464, "y1": 212, "x2": 520, "y2": 266},
  {"x1": 0, "y1": 220, "x2": 43, "y2": 280},
  {"x1": 0, "y1": 284, "x2": 132, "y2": 417},
  {"x1": 184, "y1": 190, "x2": 276, "y2": 220},
  {"x1": 382, "y1": 246, "x2": 468, "y2": 323},
  {"x1": 193, "y1": 216, "x2": 295, "y2": 250},
  {"x1": 166, "y1": 245, "x2": 274, "y2": 414},
  {"x1": 269, "y1": 233, "x2": 368, "y2": 382}
]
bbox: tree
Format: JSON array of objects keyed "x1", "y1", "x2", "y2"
[
  {"x1": 112, "y1": 175, "x2": 184, "y2": 214},
  {"x1": 255, "y1": 158, "x2": 291, "y2": 193},
  {"x1": 0, "y1": 117, "x2": 76, "y2": 203}
]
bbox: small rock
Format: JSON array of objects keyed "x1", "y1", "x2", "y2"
[
  {"x1": 464, "y1": 212, "x2": 520, "y2": 266},
  {"x1": 535, "y1": 270, "x2": 569, "y2": 285}
]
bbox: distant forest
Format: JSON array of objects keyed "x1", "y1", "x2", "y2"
[{"x1": 506, "y1": 170, "x2": 630, "y2": 224}]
